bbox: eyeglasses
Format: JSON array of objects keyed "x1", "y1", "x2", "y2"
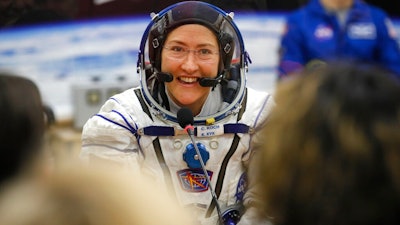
[{"x1": 163, "y1": 45, "x2": 219, "y2": 61}]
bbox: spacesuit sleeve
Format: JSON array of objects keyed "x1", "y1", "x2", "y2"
[
  {"x1": 238, "y1": 89, "x2": 275, "y2": 225},
  {"x1": 80, "y1": 97, "x2": 143, "y2": 175},
  {"x1": 278, "y1": 12, "x2": 307, "y2": 79}
]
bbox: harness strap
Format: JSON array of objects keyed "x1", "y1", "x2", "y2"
[
  {"x1": 138, "y1": 123, "x2": 252, "y2": 137},
  {"x1": 206, "y1": 88, "x2": 247, "y2": 217},
  {"x1": 206, "y1": 134, "x2": 241, "y2": 217},
  {"x1": 134, "y1": 89, "x2": 153, "y2": 121},
  {"x1": 134, "y1": 89, "x2": 176, "y2": 200},
  {"x1": 135, "y1": 88, "x2": 249, "y2": 218}
]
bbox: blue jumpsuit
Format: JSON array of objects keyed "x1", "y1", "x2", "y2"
[{"x1": 278, "y1": 0, "x2": 400, "y2": 79}]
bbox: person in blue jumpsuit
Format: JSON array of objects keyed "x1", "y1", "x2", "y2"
[{"x1": 278, "y1": 0, "x2": 400, "y2": 80}]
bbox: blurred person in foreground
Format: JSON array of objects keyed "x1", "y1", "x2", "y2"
[
  {"x1": 0, "y1": 72, "x2": 46, "y2": 186},
  {"x1": 0, "y1": 72, "x2": 191, "y2": 225},
  {"x1": 278, "y1": 0, "x2": 400, "y2": 80},
  {"x1": 80, "y1": 1, "x2": 274, "y2": 224},
  {"x1": 0, "y1": 161, "x2": 193, "y2": 225},
  {"x1": 253, "y1": 63, "x2": 400, "y2": 225}
]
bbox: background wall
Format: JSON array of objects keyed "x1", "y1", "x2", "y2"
[
  {"x1": 74, "y1": 0, "x2": 400, "y2": 19},
  {"x1": 0, "y1": 12, "x2": 399, "y2": 127}
]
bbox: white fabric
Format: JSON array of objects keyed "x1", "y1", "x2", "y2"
[{"x1": 80, "y1": 86, "x2": 275, "y2": 225}]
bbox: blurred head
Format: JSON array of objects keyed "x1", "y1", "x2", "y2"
[
  {"x1": 320, "y1": 0, "x2": 354, "y2": 10},
  {"x1": 137, "y1": 1, "x2": 250, "y2": 123},
  {"x1": 0, "y1": 0, "x2": 12, "y2": 9},
  {"x1": 0, "y1": 72, "x2": 45, "y2": 184},
  {"x1": 0, "y1": 162, "x2": 193, "y2": 225},
  {"x1": 255, "y1": 63, "x2": 400, "y2": 225}
]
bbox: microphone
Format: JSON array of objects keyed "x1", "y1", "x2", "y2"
[
  {"x1": 177, "y1": 108, "x2": 242, "y2": 225},
  {"x1": 156, "y1": 72, "x2": 173, "y2": 82},
  {"x1": 156, "y1": 71, "x2": 222, "y2": 88},
  {"x1": 177, "y1": 107, "x2": 194, "y2": 133},
  {"x1": 199, "y1": 77, "x2": 218, "y2": 87},
  {"x1": 199, "y1": 74, "x2": 222, "y2": 87}
]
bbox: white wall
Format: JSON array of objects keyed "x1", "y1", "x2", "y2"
[{"x1": 0, "y1": 13, "x2": 399, "y2": 122}]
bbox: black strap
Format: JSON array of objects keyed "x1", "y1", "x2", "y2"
[
  {"x1": 134, "y1": 89, "x2": 176, "y2": 199},
  {"x1": 151, "y1": 137, "x2": 176, "y2": 198},
  {"x1": 134, "y1": 89, "x2": 153, "y2": 121},
  {"x1": 237, "y1": 88, "x2": 247, "y2": 121},
  {"x1": 205, "y1": 89, "x2": 247, "y2": 217},
  {"x1": 206, "y1": 134, "x2": 241, "y2": 217},
  {"x1": 135, "y1": 88, "x2": 248, "y2": 215}
]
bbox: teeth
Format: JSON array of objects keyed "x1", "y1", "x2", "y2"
[{"x1": 180, "y1": 77, "x2": 198, "y2": 83}]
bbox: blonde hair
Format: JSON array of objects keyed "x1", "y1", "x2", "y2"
[{"x1": 0, "y1": 162, "x2": 193, "y2": 225}]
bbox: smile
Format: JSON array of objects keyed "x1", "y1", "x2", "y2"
[{"x1": 178, "y1": 77, "x2": 198, "y2": 84}]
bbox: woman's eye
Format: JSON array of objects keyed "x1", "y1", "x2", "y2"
[
  {"x1": 199, "y1": 49, "x2": 212, "y2": 55},
  {"x1": 172, "y1": 46, "x2": 184, "y2": 52}
]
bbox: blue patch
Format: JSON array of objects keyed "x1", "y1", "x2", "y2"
[
  {"x1": 177, "y1": 169, "x2": 213, "y2": 192},
  {"x1": 183, "y1": 142, "x2": 209, "y2": 169},
  {"x1": 235, "y1": 173, "x2": 247, "y2": 202}
]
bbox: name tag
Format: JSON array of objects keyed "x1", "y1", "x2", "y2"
[
  {"x1": 197, "y1": 124, "x2": 224, "y2": 137},
  {"x1": 348, "y1": 23, "x2": 376, "y2": 39}
]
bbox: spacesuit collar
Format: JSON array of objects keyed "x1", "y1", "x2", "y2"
[{"x1": 165, "y1": 85, "x2": 223, "y2": 117}]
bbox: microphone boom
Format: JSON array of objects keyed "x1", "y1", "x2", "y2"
[{"x1": 177, "y1": 108, "x2": 242, "y2": 225}]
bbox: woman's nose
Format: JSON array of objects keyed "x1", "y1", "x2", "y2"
[{"x1": 181, "y1": 51, "x2": 199, "y2": 72}]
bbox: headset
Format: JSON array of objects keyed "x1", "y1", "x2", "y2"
[{"x1": 136, "y1": 1, "x2": 251, "y2": 125}]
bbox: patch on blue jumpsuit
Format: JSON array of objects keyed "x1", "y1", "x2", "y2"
[
  {"x1": 235, "y1": 172, "x2": 247, "y2": 202},
  {"x1": 177, "y1": 169, "x2": 213, "y2": 192},
  {"x1": 348, "y1": 23, "x2": 376, "y2": 39},
  {"x1": 314, "y1": 24, "x2": 333, "y2": 40}
]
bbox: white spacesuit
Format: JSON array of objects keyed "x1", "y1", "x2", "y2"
[{"x1": 80, "y1": 1, "x2": 275, "y2": 225}]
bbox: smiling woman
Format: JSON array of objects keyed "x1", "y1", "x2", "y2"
[
  {"x1": 80, "y1": 2, "x2": 275, "y2": 225},
  {"x1": 161, "y1": 24, "x2": 220, "y2": 116},
  {"x1": 139, "y1": 1, "x2": 249, "y2": 123}
]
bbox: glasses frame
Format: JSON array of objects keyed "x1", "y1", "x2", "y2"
[{"x1": 163, "y1": 45, "x2": 220, "y2": 62}]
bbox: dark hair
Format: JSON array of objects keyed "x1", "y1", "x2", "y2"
[
  {"x1": 0, "y1": 73, "x2": 45, "y2": 184},
  {"x1": 147, "y1": 1, "x2": 235, "y2": 75}
]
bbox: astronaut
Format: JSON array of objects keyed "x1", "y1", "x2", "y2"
[
  {"x1": 80, "y1": 1, "x2": 274, "y2": 225},
  {"x1": 278, "y1": 0, "x2": 400, "y2": 80}
]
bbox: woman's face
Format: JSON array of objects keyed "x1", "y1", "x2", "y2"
[
  {"x1": 161, "y1": 24, "x2": 219, "y2": 115},
  {"x1": 321, "y1": 0, "x2": 353, "y2": 10}
]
